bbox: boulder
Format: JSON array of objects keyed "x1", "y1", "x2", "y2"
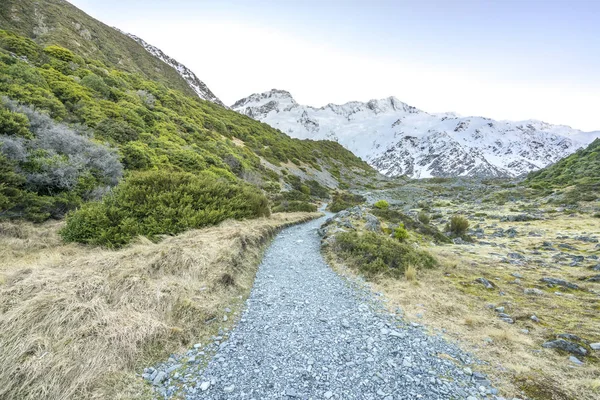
[{"x1": 542, "y1": 339, "x2": 587, "y2": 356}]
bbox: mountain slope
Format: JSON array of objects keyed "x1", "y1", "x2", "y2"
[
  {"x1": 526, "y1": 138, "x2": 600, "y2": 190},
  {"x1": 233, "y1": 90, "x2": 600, "y2": 178},
  {"x1": 122, "y1": 31, "x2": 224, "y2": 106},
  {"x1": 0, "y1": 0, "x2": 198, "y2": 97},
  {"x1": 0, "y1": 27, "x2": 375, "y2": 223}
]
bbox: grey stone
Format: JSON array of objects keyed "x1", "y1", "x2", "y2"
[
  {"x1": 152, "y1": 371, "x2": 166, "y2": 386},
  {"x1": 540, "y1": 277, "x2": 580, "y2": 290},
  {"x1": 223, "y1": 384, "x2": 235, "y2": 393},
  {"x1": 475, "y1": 277, "x2": 494, "y2": 289},
  {"x1": 569, "y1": 356, "x2": 584, "y2": 365},
  {"x1": 524, "y1": 288, "x2": 544, "y2": 296},
  {"x1": 542, "y1": 339, "x2": 587, "y2": 356},
  {"x1": 365, "y1": 213, "x2": 381, "y2": 232}
]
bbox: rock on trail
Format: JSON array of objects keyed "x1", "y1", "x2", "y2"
[{"x1": 157, "y1": 213, "x2": 499, "y2": 399}]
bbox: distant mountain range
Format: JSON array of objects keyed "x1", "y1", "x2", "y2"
[{"x1": 232, "y1": 89, "x2": 600, "y2": 178}]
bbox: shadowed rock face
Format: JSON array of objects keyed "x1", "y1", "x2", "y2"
[{"x1": 232, "y1": 89, "x2": 600, "y2": 179}]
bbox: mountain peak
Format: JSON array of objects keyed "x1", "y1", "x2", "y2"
[{"x1": 231, "y1": 89, "x2": 298, "y2": 115}]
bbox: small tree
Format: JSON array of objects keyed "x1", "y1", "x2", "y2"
[{"x1": 417, "y1": 211, "x2": 430, "y2": 225}]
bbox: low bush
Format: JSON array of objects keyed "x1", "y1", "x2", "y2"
[
  {"x1": 393, "y1": 224, "x2": 409, "y2": 242},
  {"x1": 333, "y1": 231, "x2": 437, "y2": 278},
  {"x1": 446, "y1": 215, "x2": 470, "y2": 236},
  {"x1": 417, "y1": 211, "x2": 430, "y2": 224},
  {"x1": 272, "y1": 200, "x2": 317, "y2": 213},
  {"x1": 61, "y1": 170, "x2": 270, "y2": 247},
  {"x1": 328, "y1": 191, "x2": 365, "y2": 212},
  {"x1": 0, "y1": 99, "x2": 122, "y2": 221},
  {"x1": 371, "y1": 208, "x2": 450, "y2": 243},
  {"x1": 374, "y1": 199, "x2": 389, "y2": 209}
]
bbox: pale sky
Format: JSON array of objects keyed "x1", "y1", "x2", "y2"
[{"x1": 68, "y1": 0, "x2": 600, "y2": 131}]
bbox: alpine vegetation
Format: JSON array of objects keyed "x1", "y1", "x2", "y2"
[{"x1": 0, "y1": 98, "x2": 122, "y2": 221}]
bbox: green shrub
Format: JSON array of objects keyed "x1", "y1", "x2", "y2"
[
  {"x1": 417, "y1": 200, "x2": 431, "y2": 211},
  {"x1": 0, "y1": 30, "x2": 40, "y2": 59},
  {"x1": 393, "y1": 224, "x2": 409, "y2": 242},
  {"x1": 61, "y1": 170, "x2": 270, "y2": 247},
  {"x1": 300, "y1": 184, "x2": 311, "y2": 195},
  {"x1": 446, "y1": 215, "x2": 470, "y2": 236},
  {"x1": 371, "y1": 208, "x2": 450, "y2": 243},
  {"x1": 333, "y1": 231, "x2": 437, "y2": 278},
  {"x1": 305, "y1": 179, "x2": 329, "y2": 199},
  {"x1": 328, "y1": 191, "x2": 365, "y2": 212},
  {"x1": 271, "y1": 200, "x2": 317, "y2": 213},
  {"x1": 374, "y1": 200, "x2": 389, "y2": 209},
  {"x1": 417, "y1": 212, "x2": 430, "y2": 224},
  {"x1": 43, "y1": 45, "x2": 76, "y2": 62}
]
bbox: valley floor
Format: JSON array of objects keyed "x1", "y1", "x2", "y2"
[{"x1": 333, "y1": 180, "x2": 600, "y2": 400}]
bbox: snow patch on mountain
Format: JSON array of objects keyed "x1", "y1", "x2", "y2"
[
  {"x1": 120, "y1": 30, "x2": 224, "y2": 106},
  {"x1": 232, "y1": 89, "x2": 600, "y2": 178}
]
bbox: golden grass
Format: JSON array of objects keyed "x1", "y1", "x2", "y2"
[
  {"x1": 404, "y1": 264, "x2": 417, "y2": 281},
  {"x1": 0, "y1": 212, "x2": 318, "y2": 400}
]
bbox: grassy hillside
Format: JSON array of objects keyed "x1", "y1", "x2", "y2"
[
  {"x1": 527, "y1": 138, "x2": 600, "y2": 188},
  {"x1": 0, "y1": 0, "x2": 198, "y2": 97},
  {"x1": 526, "y1": 139, "x2": 600, "y2": 202},
  {"x1": 0, "y1": 27, "x2": 375, "y2": 244}
]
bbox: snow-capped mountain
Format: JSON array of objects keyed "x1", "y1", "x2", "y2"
[
  {"x1": 121, "y1": 31, "x2": 225, "y2": 106},
  {"x1": 232, "y1": 90, "x2": 600, "y2": 178}
]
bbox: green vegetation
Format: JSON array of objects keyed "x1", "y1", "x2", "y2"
[
  {"x1": 526, "y1": 138, "x2": 600, "y2": 202},
  {"x1": 417, "y1": 211, "x2": 430, "y2": 225},
  {"x1": 373, "y1": 199, "x2": 389, "y2": 209},
  {"x1": 61, "y1": 170, "x2": 269, "y2": 247},
  {"x1": 0, "y1": 0, "x2": 197, "y2": 97},
  {"x1": 371, "y1": 207, "x2": 450, "y2": 243},
  {"x1": 328, "y1": 191, "x2": 366, "y2": 212},
  {"x1": 0, "y1": 28, "x2": 372, "y2": 233},
  {"x1": 333, "y1": 231, "x2": 437, "y2": 278},
  {"x1": 446, "y1": 215, "x2": 470, "y2": 236},
  {"x1": 526, "y1": 139, "x2": 600, "y2": 189},
  {"x1": 393, "y1": 224, "x2": 409, "y2": 242},
  {"x1": 271, "y1": 200, "x2": 317, "y2": 213}
]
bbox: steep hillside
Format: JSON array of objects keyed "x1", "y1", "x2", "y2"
[
  {"x1": 0, "y1": 28, "x2": 375, "y2": 235},
  {"x1": 233, "y1": 89, "x2": 600, "y2": 179},
  {"x1": 0, "y1": 0, "x2": 199, "y2": 97}
]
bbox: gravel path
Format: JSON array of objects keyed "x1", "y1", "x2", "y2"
[{"x1": 150, "y1": 213, "x2": 501, "y2": 400}]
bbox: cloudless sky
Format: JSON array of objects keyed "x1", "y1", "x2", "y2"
[{"x1": 67, "y1": 0, "x2": 600, "y2": 131}]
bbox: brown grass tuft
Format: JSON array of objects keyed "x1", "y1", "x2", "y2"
[{"x1": 404, "y1": 265, "x2": 418, "y2": 281}]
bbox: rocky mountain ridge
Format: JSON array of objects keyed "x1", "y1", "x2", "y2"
[
  {"x1": 232, "y1": 89, "x2": 600, "y2": 178},
  {"x1": 122, "y1": 31, "x2": 225, "y2": 106}
]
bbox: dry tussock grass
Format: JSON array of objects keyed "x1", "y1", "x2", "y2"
[{"x1": 0, "y1": 212, "x2": 317, "y2": 400}]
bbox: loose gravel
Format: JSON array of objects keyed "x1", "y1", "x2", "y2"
[{"x1": 146, "y1": 213, "x2": 505, "y2": 399}]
